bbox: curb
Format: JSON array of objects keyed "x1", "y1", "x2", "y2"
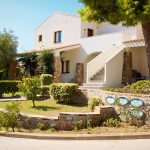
[{"x1": 0, "y1": 131, "x2": 150, "y2": 140}]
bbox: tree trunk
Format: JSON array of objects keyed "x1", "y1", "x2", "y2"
[
  {"x1": 32, "y1": 99, "x2": 36, "y2": 108},
  {"x1": 141, "y1": 22, "x2": 150, "y2": 79}
]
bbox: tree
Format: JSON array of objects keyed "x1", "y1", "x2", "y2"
[
  {"x1": 18, "y1": 76, "x2": 40, "y2": 107},
  {"x1": 37, "y1": 51, "x2": 54, "y2": 75},
  {"x1": 18, "y1": 53, "x2": 38, "y2": 76},
  {"x1": 78, "y1": 0, "x2": 150, "y2": 78},
  {"x1": 0, "y1": 29, "x2": 18, "y2": 74}
]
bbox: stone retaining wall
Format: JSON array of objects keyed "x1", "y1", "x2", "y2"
[
  {"x1": 59, "y1": 106, "x2": 116, "y2": 130},
  {"x1": 84, "y1": 89, "x2": 150, "y2": 105},
  {"x1": 0, "y1": 106, "x2": 116, "y2": 131}
]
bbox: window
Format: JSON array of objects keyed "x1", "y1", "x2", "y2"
[
  {"x1": 87, "y1": 28, "x2": 94, "y2": 37},
  {"x1": 62, "y1": 60, "x2": 70, "y2": 73},
  {"x1": 54, "y1": 31, "x2": 62, "y2": 43},
  {"x1": 38, "y1": 35, "x2": 42, "y2": 42}
]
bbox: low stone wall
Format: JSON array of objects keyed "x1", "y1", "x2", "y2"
[
  {"x1": 0, "y1": 106, "x2": 117, "y2": 131},
  {"x1": 84, "y1": 89, "x2": 150, "y2": 105},
  {"x1": 19, "y1": 114, "x2": 59, "y2": 130},
  {"x1": 59, "y1": 106, "x2": 116, "y2": 130}
]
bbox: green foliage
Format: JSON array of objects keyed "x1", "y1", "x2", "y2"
[
  {"x1": 105, "y1": 88, "x2": 121, "y2": 92},
  {"x1": 40, "y1": 74, "x2": 53, "y2": 85},
  {"x1": 87, "y1": 119, "x2": 92, "y2": 129},
  {"x1": 50, "y1": 83, "x2": 88, "y2": 105},
  {"x1": 18, "y1": 76, "x2": 40, "y2": 107},
  {"x1": 105, "y1": 81, "x2": 150, "y2": 94},
  {"x1": 88, "y1": 97, "x2": 101, "y2": 111},
  {"x1": 103, "y1": 118, "x2": 121, "y2": 128},
  {"x1": 131, "y1": 80, "x2": 150, "y2": 94},
  {"x1": 0, "y1": 80, "x2": 19, "y2": 98},
  {"x1": 37, "y1": 52, "x2": 54, "y2": 75},
  {"x1": 39, "y1": 85, "x2": 50, "y2": 97},
  {"x1": 0, "y1": 102, "x2": 21, "y2": 132},
  {"x1": 73, "y1": 120, "x2": 83, "y2": 131},
  {"x1": 18, "y1": 53, "x2": 38, "y2": 76},
  {"x1": 50, "y1": 123, "x2": 57, "y2": 132},
  {"x1": 0, "y1": 29, "x2": 17, "y2": 71},
  {"x1": 79, "y1": 0, "x2": 150, "y2": 26},
  {"x1": 37, "y1": 123, "x2": 46, "y2": 130}
]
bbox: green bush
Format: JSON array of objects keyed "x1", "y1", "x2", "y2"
[
  {"x1": 0, "y1": 102, "x2": 21, "y2": 132},
  {"x1": 88, "y1": 97, "x2": 102, "y2": 111},
  {"x1": 103, "y1": 118, "x2": 121, "y2": 127},
  {"x1": 18, "y1": 76, "x2": 40, "y2": 107},
  {"x1": 39, "y1": 85, "x2": 50, "y2": 97},
  {"x1": 131, "y1": 80, "x2": 150, "y2": 94},
  {"x1": 40, "y1": 74, "x2": 53, "y2": 85},
  {"x1": 0, "y1": 80, "x2": 19, "y2": 98},
  {"x1": 50, "y1": 83, "x2": 87, "y2": 105},
  {"x1": 105, "y1": 88, "x2": 121, "y2": 92}
]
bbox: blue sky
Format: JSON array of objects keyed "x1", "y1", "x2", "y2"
[{"x1": 0, "y1": 0, "x2": 83, "y2": 53}]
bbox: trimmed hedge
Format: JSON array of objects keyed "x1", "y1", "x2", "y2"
[
  {"x1": 50, "y1": 83, "x2": 87, "y2": 105},
  {"x1": 39, "y1": 85, "x2": 50, "y2": 97},
  {"x1": 40, "y1": 74, "x2": 53, "y2": 85},
  {"x1": 0, "y1": 80, "x2": 20, "y2": 98},
  {"x1": 131, "y1": 80, "x2": 150, "y2": 94}
]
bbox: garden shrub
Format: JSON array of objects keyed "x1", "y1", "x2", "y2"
[
  {"x1": 131, "y1": 80, "x2": 150, "y2": 94},
  {"x1": 0, "y1": 80, "x2": 19, "y2": 98},
  {"x1": 102, "y1": 118, "x2": 121, "y2": 127},
  {"x1": 39, "y1": 85, "x2": 50, "y2": 97},
  {"x1": 0, "y1": 102, "x2": 21, "y2": 132},
  {"x1": 50, "y1": 83, "x2": 87, "y2": 105},
  {"x1": 88, "y1": 97, "x2": 102, "y2": 111},
  {"x1": 40, "y1": 74, "x2": 53, "y2": 85},
  {"x1": 105, "y1": 88, "x2": 121, "y2": 92}
]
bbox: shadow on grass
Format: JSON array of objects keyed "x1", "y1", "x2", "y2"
[{"x1": 33, "y1": 106, "x2": 58, "y2": 111}]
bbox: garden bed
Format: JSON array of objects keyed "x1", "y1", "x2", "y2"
[{"x1": 1, "y1": 123, "x2": 150, "y2": 135}]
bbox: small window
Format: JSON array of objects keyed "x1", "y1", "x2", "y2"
[
  {"x1": 87, "y1": 28, "x2": 94, "y2": 37},
  {"x1": 38, "y1": 35, "x2": 42, "y2": 42},
  {"x1": 62, "y1": 60, "x2": 70, "y2": 73},
  {"x1": 54, "y1": 31, "x2": 62, "y2": 43}
]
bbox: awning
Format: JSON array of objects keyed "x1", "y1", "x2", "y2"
[
  {"x1": 123, "y1": 39, "x2": 145, "y2": 47},
  {"x1": 19, "y1": 44, "x2": 80, "y2": 55}
]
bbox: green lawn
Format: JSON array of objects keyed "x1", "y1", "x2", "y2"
[{"x1": 0, "y1": 99, "x2": 90, "y2": 117}]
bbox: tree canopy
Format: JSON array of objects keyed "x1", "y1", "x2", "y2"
[
  {"x1": 78, "y1": 0, "x2": 150, "y2": 26},
  {"x1": 0, "y1": 30, "x2": 18, "y2": 71}
]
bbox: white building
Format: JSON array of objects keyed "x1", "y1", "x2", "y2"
[{"x1": 26, "y1": 11, "x2": 149, "y2": 89}]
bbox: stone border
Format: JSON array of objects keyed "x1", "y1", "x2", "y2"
[
  {"x1": 0, "y1": 131, "x2": 150, "y2": 140},
  {"x1": 85, "y1": 89, "x2": 150, "y2": 104}
]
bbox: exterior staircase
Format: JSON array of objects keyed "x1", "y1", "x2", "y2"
[{"x1": 80, "y1": 44, "x2": 126, "y2": 90}]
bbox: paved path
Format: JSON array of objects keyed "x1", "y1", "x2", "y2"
[{"x1": 0, "y1": 136, "x2": 150, "y2": 150}]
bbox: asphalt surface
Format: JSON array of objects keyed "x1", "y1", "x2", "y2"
[{"x1": 0, "y1": 136, "x2": 150, "y2": 150}]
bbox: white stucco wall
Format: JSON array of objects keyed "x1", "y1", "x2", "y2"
[
  {"x1": 80, "y1": 32, "x2": 127, "y2": 56},
  {"x1": 105, "y1": 50, "x2": 124, "y2": 87},
  {"x1": 131, "y1": 47, "x2": 149, "y2": 79},
  {"x1": 81, "y1": 21, "x2": 100, "y2": 38},
  {"x1": 34, "y1": 12, "x2": 81, "y2": 50},
  {"x1": 97, "y1": 22, "x2": 136, "y2": 35}
]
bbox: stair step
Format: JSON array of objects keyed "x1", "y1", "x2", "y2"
[{"x1": 79, "y1": 82, "x2": 107, "y2": 90}]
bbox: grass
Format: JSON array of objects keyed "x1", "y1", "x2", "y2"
[{"x1": 0, "y1": 99, "x2": 90, "y2": 117}]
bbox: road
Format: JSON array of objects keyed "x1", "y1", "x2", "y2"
[{"x1": 0, "y1": 136, "x2": 150, "y2": 150}]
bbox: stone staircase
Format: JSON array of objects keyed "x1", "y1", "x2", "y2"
[
  {"x1": 90, "y1": 67, "x2": 104, "y2": 81},
  {"x1": 79, "y1": 82, "x2": 107, "y2": 90}
]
